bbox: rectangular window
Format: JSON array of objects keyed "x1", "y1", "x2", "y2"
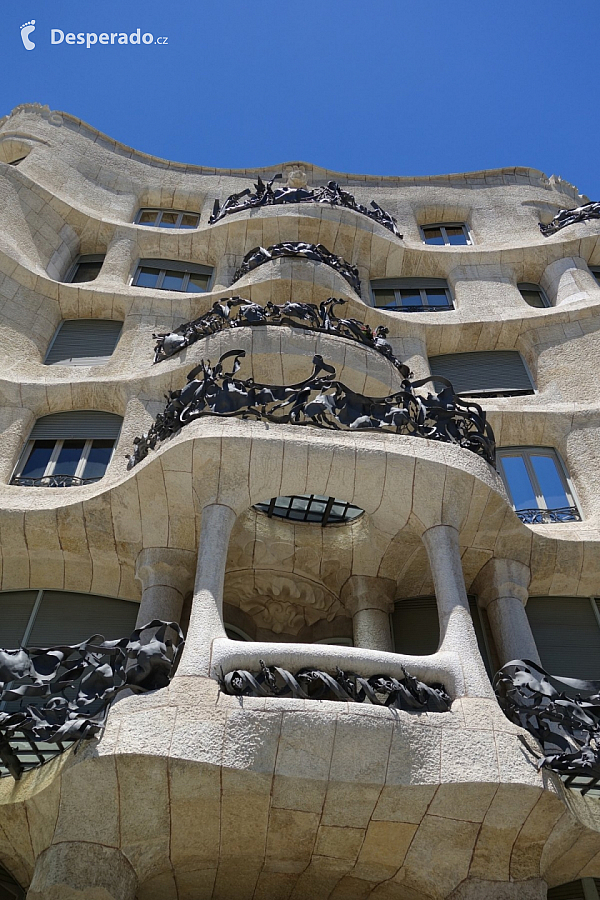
[
  {"x1": 421, "y1": 223, "x2": 471, "y2": 246},
  {"x1": 132, "y1": 258, "x2": 213, "y2": 293},
  {"x1": 44, "y1": 320, "x2": 123, "y2": 366},
  {"x1": 497, "y1": 448, "x2": 581, "y2": 523},
  {"x1": 428, "y1": 350, "x2": 534, "y2": 397},
  {"x1": 526, "y1": 597, "x2": 600, "y2": 679},
  {"x1": 518, "y1": 282, "x2": 550, "y2": 308},
  {"x1": 371, "y1": 278, "x2": 453, "y2": 312},
  {"x1": 135, "y1": 208, "x2": 200, "y2": 229}
]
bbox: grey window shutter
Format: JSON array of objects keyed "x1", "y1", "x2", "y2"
[
  {"x1": 547, "y1": 879, "x2": 600, "y2": 900},
  {"x1": 429, "y1": 351, "x2": 533, "y2": 395},
  {"x1": 0, "y1": 591, "x2": 38, "y2": 649},
  {"x1": 29, "y1": 411, "x2": 122, "y2": 441},
  {"x1": 27, "y1": 591, "x2": 138, "y2": 647},
  {"x1": 526, "y1": 597, "x2": 600, "y2": 679},
  {"x1": 45, "y1": 320, "x2": 123, "y2": 366}
]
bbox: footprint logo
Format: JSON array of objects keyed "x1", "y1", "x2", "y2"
[{"x1": 20, "y1": 20, "x2": 36, "y2": 50}]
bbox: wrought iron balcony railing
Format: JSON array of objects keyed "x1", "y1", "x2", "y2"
[
  {"x1": 11, "y1": 474, "x2": 101, "y2": 488},
  {"x1": 515, "y1": 507, "x2": 581, "y2": 524}
]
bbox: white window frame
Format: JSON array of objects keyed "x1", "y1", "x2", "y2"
[
  {"x1": 497, "y1": 446, "x2": 581, "y2": 523},
  {"x1": 12, "y1": 438, "x2": 114, "y2": 486},
  {"x1": 132, "y1": 259, "x2": 214, "y2": 293},
  {"x1": 420, "y1": 222, "x2": 472, "y2": 246},
  {"x1": 517, "y1": 282, "x2": 550, "y2": 308},
  {"x1": 135, "y1": 208, "x2": 200, "y2": 229}
]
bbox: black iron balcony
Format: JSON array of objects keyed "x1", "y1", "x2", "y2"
[
  {"x1": 11, "y1": 474, "x2": 101, "y2": 488},
  {"x1": 515, "y1": 507, "x2": 581, "y2": 524}
]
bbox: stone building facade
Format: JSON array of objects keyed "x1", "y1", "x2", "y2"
[{"x1": 0, "y1": 103, "x2": 599, "y2": 899}]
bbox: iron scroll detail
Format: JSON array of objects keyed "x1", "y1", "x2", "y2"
[
  {"x1": 494, "y1": 659, "x2": 600, "y2": 795},
  {"x1": 0, "y1": 621, "x2": 184, "y2": 780},
  {"x1": 209, "y1": 174, "x2": 402, "y2": 238},
  {"x1": 126, "y1": 349, "x2": 496, "y2": 468},
  {"x1": 231, "y1": 242, "x2": 361, "y2": 295},
  {"x1": 218, "y1": 660, "x2": 450, "y2": 712},
  {"x1": 539, "y1": 200, "x2": 600, "y2": 236},
  {"x1": 152, "y1": 296, "x2": 408, "y2": 373}
]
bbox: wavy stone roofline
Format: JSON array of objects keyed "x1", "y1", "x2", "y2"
[{"x1": 0, "y1": 103, "x2": 589, "y2": 200}]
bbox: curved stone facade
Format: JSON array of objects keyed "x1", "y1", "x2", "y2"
[{"x1": 0, "y1": 103, "x2": 600, "y2": 899}]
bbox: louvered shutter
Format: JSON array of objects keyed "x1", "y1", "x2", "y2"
[
  {"x1": 45, "y1": 320, "x2": 122, "y2": 366},
  {"x1": 547, "y1": 878, "x2": 600, "y2": 900},
  {"x1": 29, "y1": 411, "x2": 122, "y2": 441},
  {"x1": 526, "y1": 597, "x2": 600, "y2": 679},
  {"x1": 139, "y1": 258, "x2": 213, "y2": 276},
  {"x1": 27, "y1": 591, "x2": 138, "y2": 647},
  {"x1": 392, "y1": 597, "x2": 492, "y2": 674},
  {"x1": 0, "y1": 591, "x2": 38, "y2": 649},
  {"x1": 429, "y1": 351, "x2": 533, "y2": 395}
]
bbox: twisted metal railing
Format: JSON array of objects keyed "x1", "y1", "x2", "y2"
[
  {"x1": 494, "y1": 659, "x2": 600, "y2": 796},
  {"x1": 231, "y1": 241, "x2": 361, "y2": 294},
  {"x1": 127, "y1": 349, "x2": 496, "y2": 468},
  {"x1": 540, "y1": 200, "x2": 600, "y2": 236},
  {"x1": 218, "y1": 660, "x2": 451, "y2": 712},
  {"x1": 515, "y1": 507, "x2": 581, "y2": 525},
  {"x1": 11, "y1": 474, "x2": 100, "y2": 488},
  {"x1": 0, "y1": 621, "x2": 184, "y2": 779}
]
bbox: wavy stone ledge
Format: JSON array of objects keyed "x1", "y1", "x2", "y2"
[{"x1": 231, "y1": 241, "x2": 362, "y2": 294}]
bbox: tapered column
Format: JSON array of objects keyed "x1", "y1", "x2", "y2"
[
  {"x1": 27, "y1": 842, "x2": 136, "y2": 900},
  {"x1": 134, "y1": 548, "x2": 196, "y2": 627},
  {"x1": 341, "y1": 576, "x2": 395, "y2": 652},
  {"x1": 176, "y1": 503, "x2": 237, "y2": 677},
  {"x1": 421, "y1": 524, "x2": 493, "y2": 698},
  {"x1": 474, "y1": 558, "x2": 540, "y2": 666}
]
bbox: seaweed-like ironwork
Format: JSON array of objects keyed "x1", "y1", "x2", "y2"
[
  {"x1": 231, "y1": 242, "x2": 361, "y2": 295},
  {"x1": 126, "y1": 348, "x2": 496, "y2": 468},
  {"x1": 218, "y1": 660, "x2": 450, "y2": 712},
  {"x1": 515, "y1": 507, "x2": 581, "y2": 525},
  {"x1": 152, "y1": 296, "x2": 408, "y2": 373},
  {"x1": 209, "y1": 174, "x2": 402, "y2": 238},
  {"x1": 539, "y1": 200, "x2": 600, "y2": 236},
  {"x1": 494, "y1": 659, "x2": 600, "y2": 795},
  {"x1": 0, "y1": 621, "x2": 184, "y2": 780}
]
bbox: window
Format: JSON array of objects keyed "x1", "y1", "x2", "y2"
[
  {"x1": 526, "y1": 598, "x2": 600, "y2": 680},
  {"x1": 65, "y1": 254, "x2": 105, "y2": 284},
  {"x1": 371, "y1": 278, "x2": 453, "y2": 311},
  {"x1": 254, "y1": 494, "x2": 364, "y2": 526},
  {"x1": 547, "y1": 879, "x2": 600, "y2": 900},
  {"x1": 135, "y1": 208, "x2": 200, "y2": 229},
  {"x1": 590, "y1": 266, "x2": 600, "y2": 286},
  {"x1": 132, "y1": 258, "x2": 213, "y2": 293},
  {"x1": 0, "y1": 589, "x2": 138, "y2": 649},
  {"x1": 8, "y1": 156, "x2": 27, "y2": 167},
  {"x1": 225, "y1": 625, "x2": 253, "y2": 642},
  {"x1": 429, "y1": 351, "x2": 534, "y2": 397},
  {"x1": 0, "y1": 860, "x2": 25, "y2": 899},
  {"x1": 44, "y1": 320, "x2": 123, "y2": 366},
  {"x1": 497, "y1": 448, "x2": 581, "y2": 523},
  {"x1": 11, "y1": 411, "x2": 122, "y2": 487},
  {"x1": 420, "y1": 223, "x2": 471, "y2": 246},
  {"x1": 518, "y1": 282, "x2": 550, "y2": 308}
]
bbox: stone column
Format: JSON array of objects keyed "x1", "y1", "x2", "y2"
[
  {"x1": 134, "y1": 547, "x2": 196, "y2": 627},
  {"x1": 541, "y1": 256, "x2": 600, "y2": 307},
  {"x1": 341, "y1": 575, "x2": 395, "y2": 652},
  {"x1": 421, "y1": 524, "x2": 493, "y2": 698},
  {"x1": 97, "y1": 231, "x2": 137, "y2": 288},
  {"x1": 27, "y1": 842, "x2": 136, "y2": 900},
  {"x1": 176, "y1": 503, "x2": 237, "y2": 677},
  {"x1": 473, "y1": 558, "x2": 541, "y2": 667}
]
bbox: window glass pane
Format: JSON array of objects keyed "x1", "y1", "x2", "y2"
[
  {"x1": 445, "y1": 226, "x2": 468, "y2": 245},
  {"x1": 425, "y1": 289, "x2": 451, "y2": 307},
  {"x1": 138, "y1": 211, "x2": 157, "y2": 225},
  {"x1": 187, "y1": 272, "x2": 210, "y2": 292},
  {"x1": 71, "y1": 261, "x2": 102, "y2": 283},
  {"x1": 520, "y1": 289, "x2": 546, "y2": 308},
  {"x1": 399, "y1": 290, "x2": 422, "y2": 308},
  {"x1": 134, "y1": 267, "x2": 159, "y2": 288},
  {"x1": 21, "y1": 441, "x2": 55, "y2": 478},
  {"x1": 82, "y1": 440, "x2": 114, "y2": 481},
  {"x1": 159, "y1": 212, "x2": 179, "y2": 228},
  {"x1": 162, "y1": 270, "x2": 186, "y2": 291},
  {"x1": 500, "y1": 456, "x2": 538, "y2": 510},
  {"x1": 422, "y1": 227, "x2": 444, "y2": 245},
  {"x1": 373, "y1": 289, "x2": 397, "y2": 308},
  {"x1": 54, "y1": 441, "x2": 85, "y2": 477},
  {"x1": 592, "y1": 269, "x2": 600, "y2": 285},
  {"x1": 181, "y1": 213, "x2": 199, "y2": 229},
  {"x1": 530, "y1": 455, "x2": 570, "y2": 509}
]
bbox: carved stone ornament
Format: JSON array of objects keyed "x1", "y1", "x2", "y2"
[
  {"x1": 127, "y1": 349, "x2": 496, "y2": 469},
  {"x1": 218, "y1": 660, "x2": 451, "y2": 712},
  {"x1": 0, "y1": 621, "x2": 184, "y2": 780},
  {"x1": 209, "y1": 173, "x2": 402, "y2": 238},
  {"x1": 153, "y1": 296, "x2": 408, "y2": 373},
  {"x1": 494, "y1": 659, "x2": 600, "y2": 794},
  {"x1": 231, "y1": 241, "x2": 362, "y2": 294},
  {"x1": 539, "y1": 200, "x2": 600, "y2": 236}
]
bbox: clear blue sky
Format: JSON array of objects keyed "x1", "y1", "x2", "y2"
[{"x1": 2, "y1": 1, "x2": 599, "y2": 197}]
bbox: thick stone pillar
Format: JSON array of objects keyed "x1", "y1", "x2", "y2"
[
  {"x1": 176, "y1": 503, "x2": 237, "y2": 677},
  {"x1": 27, "y1": 842, "x2": 136, "y2": 900},
  {"x1": 421, "y1": 524, "x2": 493, "y2": 698},
  {"x1": 474, "y1": 558, "x2": 541, "y2": 666},
  {"x1": 341, "y1": 575, "x2": 395, "y2": 652},
  {"x1": 134, "y1": 547, "x2": 196, "y2": 627},
  {"x1": 541, "y1": 256, "x2": 600, "y2": 307}
]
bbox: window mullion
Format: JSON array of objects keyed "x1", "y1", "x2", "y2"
[
  {"x1": 523, "y1": 453, "x2": 545, "y2": 510},
  {"x1": 421, "y1": 289, "x2": 428, "y2": 308},
  {"x1": 156, "y1": 270, "x2": 166, "y2": 289},
  {"x1": 74, "y1": 441, "x2": 91, "y2": 480},
  {"x1": 182, "y1": 273, "x2": 190, "y2": 292},
  {"x1": 45, "y1": 440, "x2": 63, "y2": 477},
  {"x1": 21, "y1": 589, "x2": 44, "y2": 647},
  {"x1": 440, "y1": 226, "x2": 448, "y2": 245}
]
